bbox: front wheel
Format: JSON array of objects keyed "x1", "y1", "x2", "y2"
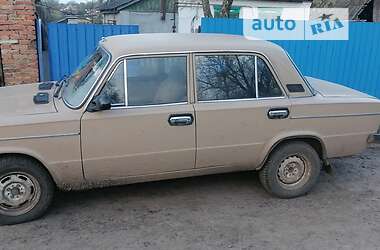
[
  {"x1": 259, "y1": 142, "x2": 321, "y2": 198},
  {"x1": 0, "y1": 156, "x2": 55, "y2": 225}
]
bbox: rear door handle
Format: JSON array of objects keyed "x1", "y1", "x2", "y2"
[
  {"x1": 268, "y1": 108, "x2": 289, "y2": 119},
  {"x1": 168, "y1": 114, "x2": 194, "y2": 126}
]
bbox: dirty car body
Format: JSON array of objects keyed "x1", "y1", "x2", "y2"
[{"x1": 1, "y1": 34, "x2": 380, "y2": 225}]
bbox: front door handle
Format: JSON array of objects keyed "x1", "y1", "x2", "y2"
[
  {"x1": 268, "y1": 108, "x2": 289, "y2": 119},
  {"x1": 168, "y1": 114, "x2": 194, "y2": 126}
]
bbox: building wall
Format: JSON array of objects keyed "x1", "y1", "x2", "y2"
[
  {"x1": 105, "y1": 11, "x2": 177, "y2": 33},
  {"x1": 0, "y1": 0, "x2": 39, "y2": 85},
  {"x1": 374, "y1": 0, "x2": 380, "y2": 22},
  {"x1": 178, "y1": 0, "x2": 312, "y2": 33}
]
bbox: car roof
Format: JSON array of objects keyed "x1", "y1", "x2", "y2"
[
  {"x1": 99, "y1": 33, "x2": 313, "y2": 98},
  {"x1": 100, "y1": 33, "x2": 285, "y2": 59}
]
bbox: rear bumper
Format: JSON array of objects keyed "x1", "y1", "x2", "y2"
[{"x1": 368, "y1": 133, "x2": 380, "y2": 144}]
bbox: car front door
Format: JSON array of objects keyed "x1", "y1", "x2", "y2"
[
  {"x1": 193, "y1": 53, "x2": 291, "y2": 169},
  {"x1": 81, "y1": 54, "x2": 196, "y2": 181}
]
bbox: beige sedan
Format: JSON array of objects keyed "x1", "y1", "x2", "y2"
[{"x1": 1, "y1": 34, "x2": 380, "y2": 225}]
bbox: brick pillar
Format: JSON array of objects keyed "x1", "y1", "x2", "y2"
[{"x1": 0, "y1": 0, "x2": 39, "y2": 85}]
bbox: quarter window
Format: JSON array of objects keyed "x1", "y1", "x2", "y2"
[
  {"x1": 195, "y1": 55, "x2": 257, "y2": 101},
  {"x1": 127, "y1": 57, "x2": 187, "y2": 106},
  {"x1": 99, "y1": 61, "x2": 125, "y2": 106}
]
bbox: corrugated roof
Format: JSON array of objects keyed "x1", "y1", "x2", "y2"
[{"x1": 100, "y1": 0, "x2": 141, "y2": 12}]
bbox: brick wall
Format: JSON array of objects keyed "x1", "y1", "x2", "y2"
[{"x1": 0, "y1": 0, "x2": 39, "y2": 85}]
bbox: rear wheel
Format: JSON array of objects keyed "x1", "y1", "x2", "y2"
[
  {"x1": 0, "y1": 156, "x2": 54, "y2": 225},
  {"x1": 259, "y1": 142, "x2": 321, "y2": 198}
]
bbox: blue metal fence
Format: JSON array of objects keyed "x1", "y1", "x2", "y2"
[
  {"x1": 47, "y1": 23, "x2": 139, "y2": 81},
  {"x1": 201, "y1": 18, "x2": 380, "y2": 98}
]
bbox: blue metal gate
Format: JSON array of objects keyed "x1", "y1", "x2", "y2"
[
  {"x1": 48, "y1": 23, "x2": 139, "y2": 81},
  {"x1": 201, "y1": 18, "x2": 380, "y2": 98}
]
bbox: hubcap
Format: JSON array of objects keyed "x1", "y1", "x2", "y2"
[
  {"x1": 0, "y1": 173, "x2": 41, "y2": 216},
  {"x1": 278, "y1": 156, "x2": 306, "y2": 185}
]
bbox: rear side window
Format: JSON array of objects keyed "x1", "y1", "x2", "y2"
[
  {"x1": 257, "y1": 57, "x2": 283, "y2": 98},
  {"x1": 195, "y1": 54, "x2": 283, "y2": 101},
  {"x1": 127, "y1": 56, "x2": 187, "y2": 106},
  {"x1": 195, "y1": 55, "x2": 256, "y2": 101}
]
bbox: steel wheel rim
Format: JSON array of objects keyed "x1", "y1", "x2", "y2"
[
  {"x1": 0, "y1": 172, "x2": 41, "y2": 216},
  {"x1": 277, "y1": 155, "x2": 311, "y2": 189}
]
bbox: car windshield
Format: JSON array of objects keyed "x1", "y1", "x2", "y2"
[{"x1": 62, "y1": 47, "x2": 110, "y2": 108}]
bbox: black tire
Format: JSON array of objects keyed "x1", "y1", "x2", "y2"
[
  {"x1": 0, "y1": 156, "x2": 55, "y2": 225},
  {"x1": 259, "y1": 142, "x2": 321, "y2": 198}
]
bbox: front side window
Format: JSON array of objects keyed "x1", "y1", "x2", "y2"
[
  {"x1": 196, "y1": 54, "x2": 257, "y2": 101},
  {"x1": 127, "y1": 56, "x2": 187, "y2": 106},
  {"x1": 63, "y1": 47, "x2": 110, "y2": 108},
  {"x1": 195, "y1": 54, "x2": 283, "y2": 101},
  {"x1": 99, "y1": 61, "x2": 125, "y2": 106}
]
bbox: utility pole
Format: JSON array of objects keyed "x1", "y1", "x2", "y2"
[
  {"x1": 172, "y1": 1, "x2": 177, "y2": 33},
  {"x1": 91, "y1": 0, "x2": 94, "y2": 23}
]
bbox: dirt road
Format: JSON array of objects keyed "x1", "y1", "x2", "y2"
[{"x1": 1, "y1": 146, "x2": 380, "y2": 250}]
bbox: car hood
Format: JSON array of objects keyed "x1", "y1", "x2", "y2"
[
  {"x1": 0, "y1": 82, "x2": 58, "y2": 115},
  {"x1": 306, "y1": 76, "x2": 375, "y2": 99}
]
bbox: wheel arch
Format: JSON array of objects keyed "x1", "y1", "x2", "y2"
[
  {"x1": 257, "y1": 135, "x2": 327, "y2": 170},
  {"x1": 0, "y1": 152, "x2": 57, "y2": 187}
]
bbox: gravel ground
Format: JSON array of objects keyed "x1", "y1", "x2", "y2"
[{"x1": 1, "y1": 146, "x2": 380, "y2": 250}]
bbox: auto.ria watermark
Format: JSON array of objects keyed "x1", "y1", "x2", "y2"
[{"x1": 243, "y1": 8, "x2": 349, "y2": 40}]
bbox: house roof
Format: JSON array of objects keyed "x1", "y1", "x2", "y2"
[
  {"x1": 100, "y1": 0, "x2": 140, "y2": 13},
  {"x1": 100, "y1": 0, "x2": 312, "y2": 13},
  {"x1": 100, "y1": 0, "x2": 370, "y2": 20},
  {"x1": 56, "y1": 16, "x2": 91, "y2": 23}
]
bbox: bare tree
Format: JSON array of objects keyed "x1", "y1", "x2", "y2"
[
  {"x1": 201, "y1": 0, "x2": 213, "y2": 18},
  {"x1": 201, "y1": 0, "x2": 234, "y2": 18},
  {"x1": 311, "y1": 0, "x2": 336, "y2": 8},
  {"x1": 221, "y1": 0, "x2": 234, "y2": 17}
]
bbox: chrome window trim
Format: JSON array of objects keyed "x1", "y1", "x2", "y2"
[
  {"x1": 197, "y1": 96, "x2": 286, "y2": 104},
  {"x1": 63, "y1": 46, "x2": 112, "y2": 110},
  {"x1": 84, "y1": 53, "x2": 190, "y2": 112},
  {"x1": 102, "y1": 60, "x2": 126, "y2": 107},
  {"x1": 83, "y1": 49, "x2": 294, "y2": 112},
  {"x1": 254, "y1": 55, "x2": 259, "y2": 99},
  {"x1": 111, "y1": 102, "x2": 188, "y2": 110},
  {"x1": 124, "y1": 54, "x2": 189, "y2": 108},
  {"x1": 256, "y1": 55, "x2": 285, "y2": 98},
  {"x1": 193, "y1": 52, "x2": 286, "y2": 103},
  {"x1": 124, "y1": 59, "x2": 128, "y2": 106},
  {"x1": 111, "y1": 50, "x2": 288, "y2": 97}
]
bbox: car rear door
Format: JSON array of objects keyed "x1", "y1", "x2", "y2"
[
  {"x1": 81, "y1": 54, "x2": 196, "y2": 181},
  {"x1": 193, "y1": 53, "x2": 291, "y2": 169}
]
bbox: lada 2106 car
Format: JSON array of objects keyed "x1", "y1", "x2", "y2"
[{"x1": 0, "y1": 34, "x2": 379, "y2": 225}]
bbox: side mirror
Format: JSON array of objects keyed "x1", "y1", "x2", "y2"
[{"x1": 87, "y1": 95, "x2": 112, "y2": 112}]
